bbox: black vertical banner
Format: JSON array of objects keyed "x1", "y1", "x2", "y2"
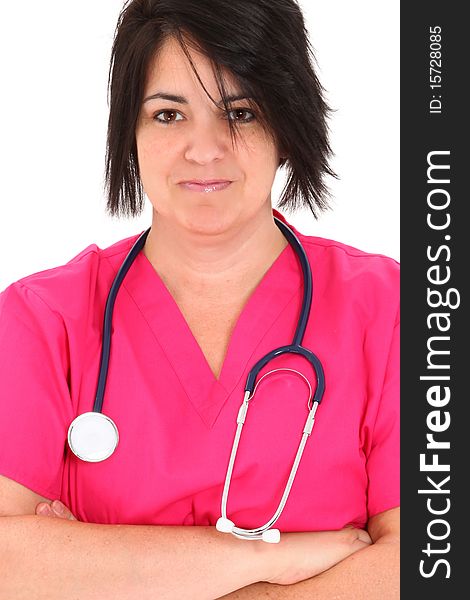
[{"x1": 401, "y1": 2, "x2": 467, "y2": 596}]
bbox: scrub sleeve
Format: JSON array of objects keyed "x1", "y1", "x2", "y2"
[
  {"x1": 0, "y1": 282, "x2": 72, "y2": 499},
  {"x1": 365, "y1": 309, "x2": 399, "y2": 518}
]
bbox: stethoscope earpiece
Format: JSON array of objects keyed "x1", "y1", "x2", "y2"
[
  {"x1": 216, "y1": 516, "x2": 235, "y2": 533},
  {"x1": 261, "y1": 529, "x2": 281, "y2": 544},
  {"x1": 216, "y1": 517, "x2": 281, "y2": 543}
]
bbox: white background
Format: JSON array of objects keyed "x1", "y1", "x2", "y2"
[{"x1": 0, "y1": 1, "x2": 399, "y2": 291}]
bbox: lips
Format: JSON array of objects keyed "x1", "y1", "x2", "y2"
[
  {"x1": 179, "y1": 180, "x2": 232, "y2": 193},
  {"x1": 180, "y1": 179, "x2": 231, "y2": 185}
]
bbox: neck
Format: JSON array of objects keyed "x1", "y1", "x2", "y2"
[{"x1": 143, "y1": 206, "x2": 288, "y2": 296}]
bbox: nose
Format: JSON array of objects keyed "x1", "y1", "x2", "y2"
[{"x1": 183, "y1": 117, "x2": 229, "y2": 164}]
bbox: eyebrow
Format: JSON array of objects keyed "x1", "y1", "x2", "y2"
[{"x1": 142, "y1": 91, "x2": 253, "y2": 106}]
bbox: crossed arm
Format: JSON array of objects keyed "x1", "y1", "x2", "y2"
[
  {"x1": 37, "y1": 499, "x2": 399, "y2": 599},
  {"x1": 218, "y1": 507, "x2": 400, "y2": 599}
]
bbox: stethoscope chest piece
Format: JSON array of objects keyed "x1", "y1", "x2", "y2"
[{"x1": 67, "y1": 412, "x2": 119, "y2": 462}]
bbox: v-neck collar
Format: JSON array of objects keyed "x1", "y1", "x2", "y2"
[{"x1": 106, "y1": 216, "x2": 303, "y2": 428}]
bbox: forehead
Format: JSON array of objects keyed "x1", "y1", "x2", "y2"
[{"x1": 144, "y1": 36, "x2": 239, "y2": 94}]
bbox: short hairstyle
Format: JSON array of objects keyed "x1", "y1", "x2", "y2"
[{"x1": 105, "y1": 0, "x2": 335, "y2": 219}]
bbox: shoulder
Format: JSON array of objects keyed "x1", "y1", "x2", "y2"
[
  {"x1": 274, "y1": 210, "x2": 399, "y2": 325},
  {"x1": 300, "y1": 232, "x2": 399, "y2": 294},
  {"x1": 278, "y1": 206, "x2": 399, "y2": 293},
  {"x1": 0, "y1": 232, "x2": 142, "y2": 321},
  {"x1": 275, "y1": 209, "x2": 399, "y2": 284},
  {"x1": 302, "y1": 233, "x2": 400, "y2": 329}
]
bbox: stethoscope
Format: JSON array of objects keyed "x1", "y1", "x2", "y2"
[{"x1": 67, "y1": 216, "x2": 325, "y2": 543}]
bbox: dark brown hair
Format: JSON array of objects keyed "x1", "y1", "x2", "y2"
[{"x1": 105, "y1": 0, "x2": 335, "y2": 218}]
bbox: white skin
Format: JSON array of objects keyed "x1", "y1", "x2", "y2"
[
  {"x1": 35, "y1": 499, "x2": 372, "y2": 587},
  {"x1": 134, "y1": 35, "x2": 288, "y2": 297}
]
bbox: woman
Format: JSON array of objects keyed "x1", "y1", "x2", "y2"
[{"x1": 0, "y1": 0, "x2": 399, "y2": 597}]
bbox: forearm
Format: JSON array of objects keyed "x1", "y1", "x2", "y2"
[
  {"x1": 218, "y1": 534, "x2": 399, "y2": 600},
  {"x1": 0, "y1": 516, "x2": 267, "y2": 600}
]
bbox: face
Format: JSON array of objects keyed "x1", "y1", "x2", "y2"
[{"x1": 135, "y1": 36, "x2": 282, "y2": 236}]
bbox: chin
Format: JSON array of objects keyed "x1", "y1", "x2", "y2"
[{"x1": 181, "y1": 206, "x2": 238, "y2": 236}]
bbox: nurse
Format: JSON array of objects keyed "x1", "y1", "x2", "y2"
[{"x1": 0, "y1": 0, "x2": 399, "y2": 598}]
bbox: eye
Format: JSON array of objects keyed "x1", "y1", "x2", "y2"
[
  {"x1": 151, "y1": 107, "x2": 256, "y2": 125},
  {"x1": 153, "y1": 110, "x2": 184, "y2": 125},
  {"x1": 226, "y1": 108, "x2": 255, "y2": 123}
]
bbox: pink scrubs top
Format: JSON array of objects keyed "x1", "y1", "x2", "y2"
[{"x1": 0, "y1": 210, "x2": 399, "y2": 531}]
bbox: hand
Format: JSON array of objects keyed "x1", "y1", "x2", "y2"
[
  {"x1": 35, "y1": 500, "x2": 77, "y2": 521},
  {"x1": 264, "y1": 526, "x2": 372, "y2": 586}
]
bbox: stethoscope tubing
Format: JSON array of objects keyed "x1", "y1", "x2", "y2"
[
  {"x1": 68, "y1": 216, "x2": 326, "y2": 543},
  {"x1": 93, "y1": 227, "x2": 151, "y2": 413},
  {"x1": 93, "y1": 218, "x2": 322, "y2": 410},
  {"x1": 218, "y1": 218, "x2": 325, "y2": 542},
  {"x1": 273, "y1": 219, "x2": 312, "y2": 347}
]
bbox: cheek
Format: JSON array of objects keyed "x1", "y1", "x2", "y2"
[
  {"x1": 137, "y1": 132, "x2": 170, "y2": 165},
  {"x1": 239, "y1": 139, "x2": 279, "y2": 185},
  {"x1": 242, "y1": 129, "x2": 279, "y2": 168},
  {"x1": 136, "y1": 135, "x2": 174, "y2": 190}
]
